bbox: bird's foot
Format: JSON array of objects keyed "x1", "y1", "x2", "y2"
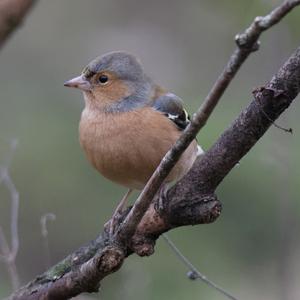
[
  {"x1": 156, "y1": 184, "x2": 169, "y2": 212},
  {"x1": 104, "y1": 213, "x2": 123, "y2": 238},
  {"x1": 105, "y1": 189, "x2": 133, "y2": 238}
]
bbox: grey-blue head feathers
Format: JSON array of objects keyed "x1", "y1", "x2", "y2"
[
  {"x1": 83, "y1": 51, "x2": 153, "y2": 112},
  {"x1": 82, "y1": 51, "x2": 146, "y2": 83}
]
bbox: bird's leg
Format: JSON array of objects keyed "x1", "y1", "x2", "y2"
[
  {"x1": 114, "y1": 188, "x2": 133, "y2": 217},
  {"x1": 157, "y1": 183, "x2": 169, "y2": 212},
  {"x1": 106, "y1": 189, "x2": 133, "y2": 236}
]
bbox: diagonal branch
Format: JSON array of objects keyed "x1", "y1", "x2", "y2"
[
  {"x1": 116, "y1": 0, "x2": 300, "y2": 244},
  {"x1": 7, "y1": 2, "x2": 300, "y2": 299}
]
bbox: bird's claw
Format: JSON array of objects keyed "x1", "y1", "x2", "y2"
[
  {"x1": 104, "y1": 213, "x2": 122, "y2": 238},
  {"x1": 156, "y1": 184, "x2": 168, "y2": 213}
]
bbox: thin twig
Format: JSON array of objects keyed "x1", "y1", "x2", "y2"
[
  {"x1": 163, "y1": 234, "x2": 238, "y2": 300},
  {"x1": 40, "y1": 213, "x2": 56, "y2": 269},
  {"x1": 0, "y1": 226, "x2": 10, "y2": 261},
  {"x1": 254, "y1": 96, "x2": 293, "y2": 133},
  {"x1": 1, "y1": 139, "x2": 20, "y2": 261},
  {"x1": 117, "y1": 0, "x2": 300, "y2": 242},
  {"x1": 0, "y1": 171, "x2": 20, "y2": 290},
  {"x1": 2, "y1": 169, "x2": 20, "y2": 261},
  {"x1": 0, "y1": 141, "x2": 20, "y2": 290}
]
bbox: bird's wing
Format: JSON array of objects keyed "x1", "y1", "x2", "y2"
[
  {"x1": 151, "y1": 92, "x2": 190, "y2": 130},
  {"x1": 151, "y1": 90, "x2": 205, "y2": 157}
]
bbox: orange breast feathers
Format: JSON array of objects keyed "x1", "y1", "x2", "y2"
[{"x1": 79, "y1": 107, "x2": 198, "y2": 190}]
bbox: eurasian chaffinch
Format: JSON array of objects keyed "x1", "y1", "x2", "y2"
[{"x1": 64, "y1": 51, "x2": 203, "y2": 222}]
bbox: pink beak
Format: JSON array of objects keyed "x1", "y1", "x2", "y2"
[{"x1": 64, "y1": 75, "x2": 91, "y2": 91}]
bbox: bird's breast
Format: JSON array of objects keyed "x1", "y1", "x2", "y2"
[{"x1": 79, "y1": 107, "x2": 198, "y2": 190}]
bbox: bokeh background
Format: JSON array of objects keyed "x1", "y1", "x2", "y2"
[{"x1": 0, "y1": 0, "x2": 300, "y2": 299}]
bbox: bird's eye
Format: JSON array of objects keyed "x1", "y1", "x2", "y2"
[{"x1": 98, "y1": 74, "x2": 109, "y2": 84}]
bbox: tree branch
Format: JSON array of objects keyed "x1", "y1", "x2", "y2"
[
  {"x1": 115, "y1": 0, "x2": 300, "y2": 244},
  {"x1": 0, "y1": 0, "x2": 37, "y2": 48},
  {"x1": 7, "y1": 1, "x2": 300, "y2": 299}
]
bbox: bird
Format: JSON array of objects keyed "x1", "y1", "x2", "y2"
[{"x1": 64, "y1": 51, "x2": 204, "y2": 232}]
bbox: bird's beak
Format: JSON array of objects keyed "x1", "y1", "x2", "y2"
[{"x1": 64, "y1": 75, "x2": 91, "y2": 91}]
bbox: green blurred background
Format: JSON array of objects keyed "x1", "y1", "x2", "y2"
[{"x1": 0, "y1": 0, "x2": 300, "y2": 299}]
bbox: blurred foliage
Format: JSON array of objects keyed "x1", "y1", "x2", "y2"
[{"x1": 0, "y1": 0, "x2": 300, "y2": 299}]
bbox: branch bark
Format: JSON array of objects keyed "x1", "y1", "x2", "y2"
[
  {"x1": 0, "y1": 0, "x2": 36, "y2": 48},
  {"x1": 7, "y1": 1, "x2": 300, "y2": 299}
]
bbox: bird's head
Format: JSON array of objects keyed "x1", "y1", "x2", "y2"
[{"x1": 64, "y1": 51, "x2": 152, "y2": 111}]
